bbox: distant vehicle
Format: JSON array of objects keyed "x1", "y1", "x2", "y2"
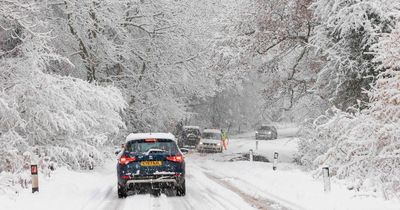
[
  {"x1": 197, "y1": 129, "x2": 223, "y2": 153},
  {"x1": 179, "y1": 126, "x2": 201, "y2": 147},
  {"x1": 255, "y1": 125, "x2": 278, "y2": 140},
  {"x1": 117, "y1": 133, "x2": 186, "y2": 198}
]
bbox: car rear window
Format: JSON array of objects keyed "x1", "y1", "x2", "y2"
[
  {"x1": 260, "y1": 126, "x2": 273, "y2": 130},
  {"x1": 125, "y1": 139, "x2": 179, "y2": 154},
  {"x1": 184, "y1": 128, "x2": 200, "y2": 135},
  {"x1": 202, "y1": 132, "x2": 221, "y2": 140}
]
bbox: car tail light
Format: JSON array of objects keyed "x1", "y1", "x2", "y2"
[
  {"x1": 119, "y1": 155, "x2": 136, "y2": 165},
  {"x1": 174, "y1": 173, "x2": 182, "y2": 177},
  {"x1": 166, "y1": 154, "x2": 184, "y2": 163},
  {"x1": 121, "y1": 175, "x2": 130, "y2": 180}
]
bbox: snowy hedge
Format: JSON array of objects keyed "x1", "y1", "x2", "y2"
[
  {"x1": 299, "y1": 106, "x2": 399, "y2": 198},
  {"x1": 298, "y1": 23, "x2": 400, "y2": 199},
  {"x1": 0, "y1": 57, "x2": 126, "y2": 177}
]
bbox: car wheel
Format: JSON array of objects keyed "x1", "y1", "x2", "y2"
[
  {"x1": 163, "y1": 187, "x2": 177, "y2": 196},
  {"x1": 118, "y1": 184, "x2": 127, "y2": 198},
  {"x1": 151, "y1": 189, "x2": 161, "y2": 197},
  {"x1": 176, "y1": 180, "x2": 186, "y2": 196}
]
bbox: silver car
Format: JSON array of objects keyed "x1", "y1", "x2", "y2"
[
  {"x1": 197, "y1": 129, "x2": 223, "y2": 153},
  {"x1": 255, "y1": 125, "x2": 278, "y2": 140}
]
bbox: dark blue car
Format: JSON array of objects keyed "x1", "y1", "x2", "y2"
[{"x1": 117, "y1": 133, "x2": 185, "y2": 198}]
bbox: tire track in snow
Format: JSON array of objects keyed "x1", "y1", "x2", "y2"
[
  {"x1": 97, "y1": 185, "x2": 125, "y2": 210},
  {"x1": 80, "y1": 167, "x2": 124, "y2": 210},
  {"x1": 227, "y1": 175, "x2": 308, "y2": 210},
  {"x1": 203, "y1": 172, "x2": 287, "y2": 210},
  {"x1": 183, "y1": 163, "x2": 256, "y2": 210},
  {"x1": 195, "y1": 159, "x2": 306, "y2": 210}
]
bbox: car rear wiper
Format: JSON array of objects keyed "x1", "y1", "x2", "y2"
[{"x1": 145, "y1": 148, "x2": 167, "y2": 155}]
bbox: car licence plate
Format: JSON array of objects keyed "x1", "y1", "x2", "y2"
[{"x1": 140, "y1": 161, "x2": 162, "y2": 166}]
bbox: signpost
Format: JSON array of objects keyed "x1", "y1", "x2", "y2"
[
  {"x1": 255, "y1": 140, "x2": 259, "y2": 151},
  {"x1": 31, "y1": 164, "x2": 39, "y2": 193},
  {"x1": 249, "y1": 149, "x2": 254, "y2": 162},
  {"x1": 273, "y1": 152, "x2": 278, "y2": 171},
  {"x1": 323, "y1": 166, "x2": 331, "y2": 192}
]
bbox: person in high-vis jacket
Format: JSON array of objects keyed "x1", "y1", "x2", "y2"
[{"x1": 221, "y1": 130, "x2": 228, "y2": 150}]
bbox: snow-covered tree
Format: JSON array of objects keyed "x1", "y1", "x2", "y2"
[
  {"x1": 250, "y1": 0, "x2": 328, "y2": 122},
  {"x1": 311, "y1": 0, "x2": 400, "y2": 110},
  {"x1": 46, "y1": 0, "x2": 226, "y2": 133},
  {"x1": 0, "y1": 58, "x2": 126, "y2": 168},
  {"x1": 0, "y1": 0, "x2": 126, "y2": 185},
  {"x1": 186, "y1": 0, "x2": 258, "y2": 130}
]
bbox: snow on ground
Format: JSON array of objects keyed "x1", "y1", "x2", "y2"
[
  {"x1": 1, "y1": 126, "x2": 399, "y2": 210},
  {"x1": 1, "y1": 162, "x2": 117, "y2": 210},
  {"x1": 194, "y1": 156, "x2": 399, "y2": 210}
]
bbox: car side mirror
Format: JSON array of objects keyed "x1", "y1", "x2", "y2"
[
  {"x1": 180, "y1": 148, "x2": 189, "y2": 154},
  {"x1": 115, "y1": 150, "x2": 121, "y2": 156}
]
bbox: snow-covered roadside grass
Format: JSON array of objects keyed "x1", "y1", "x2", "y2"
[
  {"x1": 194, "y1": 156, "x2": 399, "y2": 210},
  {"x1": 0, "y1": 161, "x2": 118, "y2": 210}
]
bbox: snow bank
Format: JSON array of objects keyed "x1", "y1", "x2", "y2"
[
  {"x1": 298, "y1": 62, "x2": 400, "y2": 199},
  {"x1": 0, "y1": 163, "x2": 118, "y2": 210},
  {"x1": 194, "y1": 157, "x2": 400, "y2": 210}
]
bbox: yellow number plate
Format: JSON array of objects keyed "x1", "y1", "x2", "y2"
[{"x1": 140, "y1": 161, "x2": 162, "y2": 166}]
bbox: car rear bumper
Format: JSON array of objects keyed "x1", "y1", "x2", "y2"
[
  {"x1": 197, "y1": 145, "x2": 222, "y2": 152},
  {"x1": 256, "y1": 134, "x2": 274, "y2": 139},
  {"x1": 119, "y1": 173, "x2": 183, "y2": 184},
  {"x1": 127, "y1": 178, "x2": 176, "y2": 184},
  {"x1": 184, "y1": 138, "x2": 199, "y2": 146},
  {"x1": 119, "y1": 174, "x2": 185, "y2": 191}
]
